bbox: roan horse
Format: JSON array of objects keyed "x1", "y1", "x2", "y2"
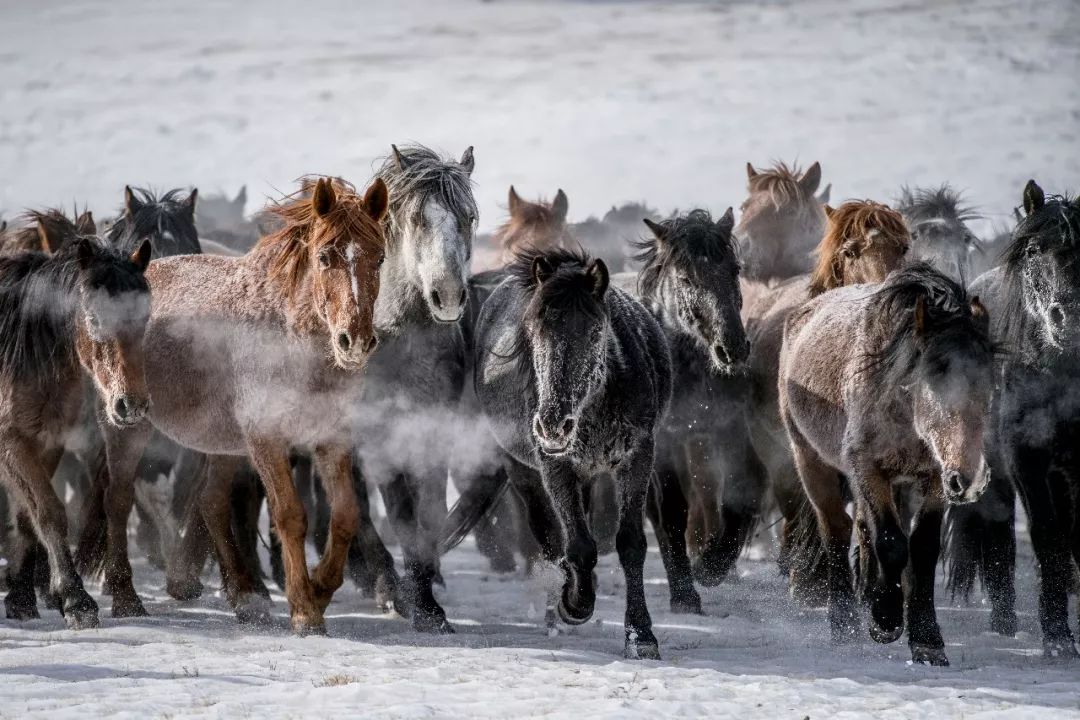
[
  {"x1": 473, "y1": 247, "x2": 672, "y2": 659},
  {"x1": 0, "y1": 216, "x2": 152, "y2": 629},
  {"x1": 744, "y1": 200, "x2": 910, "y2": 602},
  {"x1": 99, "y1": 177, "x2": 388, "y2": 633},
  {"x1": 780, "y1": 263, "x2": 994, "y2": 666},
  {"x1": 957, "y1": 182, "x2": 1080, "y2": 655}
]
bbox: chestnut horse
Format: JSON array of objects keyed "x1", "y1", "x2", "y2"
[
  {"x1": 99, "y1": 177, "x2": 388, "y2": 634},
  {"x1": 744, "y1": 200, "x2": 910, "y2": 602},
  {"x1": 492, "y1": 186, "x2": 570, "y2": 265}
]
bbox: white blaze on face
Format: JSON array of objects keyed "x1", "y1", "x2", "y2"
[
  {"x1": 345, "y1": 243, "x2": 360, "y2": 305},
  {"x1": 421, "y1": 200, "x2": 464, "y2": 269}
]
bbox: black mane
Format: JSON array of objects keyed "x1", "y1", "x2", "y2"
[
  {"x1": 632, "y1": 209, "x2": 738, "y2": 297},
  {"x1": 107, "y1": 187, "x2": 201, "y2": 257},
  {"x1": 896, "y1": 185, "x2": 980, "y2": 225},
  {"x1": 508, "y1": 246, "x2": 605, "y2": 320},
  {"x1": 0, "y1": 239, "x2": 149, "y2": 382}
]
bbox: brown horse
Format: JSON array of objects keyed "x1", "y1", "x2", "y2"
[
  {"x1": 744, "y1": 200, "x2": 910, "y2": 603},
  {"x1": 99, "y1": 177, "x2": 389, "y2": 634},
  {"x1": 0, "y1": 214, "x2": 151, "y2": 629},
  {"x1": 491, "y1": 186, "x2": 570, "y2": 265},
  {"x1": 0, "y1": 209, "x2": 96, "y2": 255}
]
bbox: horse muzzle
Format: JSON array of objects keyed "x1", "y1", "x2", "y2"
[
  {"x1": 942, "y1": 464, "x2": 990, "y2": 505},
  {"x1": 533, "y1": 413, "x2": 576, "y2": 456},
  {"x1": 108, "y1": 393, "x2": 150, "y2": 427}
]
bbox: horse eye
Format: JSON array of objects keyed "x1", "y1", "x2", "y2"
[
  {"x1": 318, "y1": 251, "x2": 331, "y2": 269},
  {"x1": 902, "y1": 245, "x2": 910, "y2": 256},
  {"x1": 378, "y1": 254, "x2": 386, "y2": 267}
]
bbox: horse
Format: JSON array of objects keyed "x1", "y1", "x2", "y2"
[
  {"x1": 472, "y1": 247, "x2": 671, "y2": 659},
  {"x1": 612, "y1": 208, "x2": 761, "y2": 592},
  {"x1": 107, "y1": 186, "x2": 201, "y2": 258},
  {"x1": 780, "y1": 263, "x2": 994, "y2": 666},
  {"x1": 0, "y1": 217, "x2": 152, "y2": 629},
  {"x1": 0, "y1": 208, "x2": 96, "y2": 255},
  {"x1": 953, "y1": 182, "x2": 1080, "y2": 655},
  {"x1": 97, "y1": 176, "x2": 388, "y2": 633},
  {"x1": 198, "y1": 186, "x2": 265, "y2": 252},
  {"x1": 490, "y1": 186, "x2": 570, "y2": 266},
  {"x1": 735, "y1": 161, "x2": 830, "y2": 284},
  {"x1": 743, "y1": 199, "x2": 910, "y2": 602},
  {"x1": 896, "y1": 185, "x2": 979, "y2": 281}
]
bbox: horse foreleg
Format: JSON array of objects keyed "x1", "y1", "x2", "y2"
[
  {"x1": 616, "y1": 445, "x2": 660, "y2": 660},
  {"x1": 248, "y1": 437, "x2": 322, "y2": 635},
  {"x1": 0, "y1": 436, "x2": 98, "y2": 628},
  {"x1": 646, "y1": 441, "x2": 701, "y2": 614},
  {"x1": 101, "y1": 419, "x2": 153, "y2": 617},
  {"x1": 906, "y1": 482, "x2": 947, "y2": 666},
  {"x1": 348, "y1": 458, "x2": 400, "y2": 613},
  {"x1": 4, "y1": 510, "x2": 42, "y2": 620},
  {"x1": 851, "y1": 467, "x2": 908, "y2": 647},
  {"x1": 541, "y1": 458, "x2": 596, "y2": 626},
  {"x1": 309, "y1": 446, "x2": 359, "y2": 613}
]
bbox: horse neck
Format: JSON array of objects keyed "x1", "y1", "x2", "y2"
[
  {"x1": 243, "y1": 241, "x2": 326, "y2": 338},
  {"x1": 374, "y1": 231, "x2": 434, "y2": 334}
]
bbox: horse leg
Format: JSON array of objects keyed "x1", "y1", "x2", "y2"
[
  {"x1": 979, "y1": 477, "x2": 1018, "y2": 636},
  {"x1": 5, "y1": 510, "x2": 41, "y2": 620},
  {"x1": 247, "y1": 437, "x2": 322, "y2": 635},
  {"x1": 541, "y1": 458, "x2": 597, "y2": 626},
  {"x1": 682, "y1": 436, "x2": 720, "y2": 576},
  {"x1": 506, "y1": 461, "x2": 564, "y2": 627},
  {"x1": 905, "y1": 484, "x2": 948, "y2": 666},
  {"x1": 853, "y1": 470, "x2": 908, "y2": 646},
  {"x1": 230, "y1": 464, "x2": 271, "y2": 597},
  {"x1": 309, "y1": 446, "x2": 360, "y2": 614},
  {"x1": 616, "y1": 445, "x2": 660, "y2": 660},
  {"x1": 409, "y1": 469, "x2": 453, "y2": 632},
  {"x1": 100, "y1": 420, "x2": 153, "y2": 618},
  {"x1": 199, "y1": 455, "x2": 270, "y2": 624},
  {"x1": 73, "y1": 442, "x2": 107, "y2": 578},
  {"x1": 1, "y1": 438, "x2": 98, "y2": 628},
  {"x1": 646, "y1": 441, "x2": 701, "y2": 614},
  {"x1": 348, "y1": 458, "x2": 400, "y2": 613},
  {"x1": 790, "y1": 428, "x2": 856, "y2": 642}
]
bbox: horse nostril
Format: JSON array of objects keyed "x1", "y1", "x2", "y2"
[
  {"x1": 560, "y1": 417, "x2": 575, "y2": 437},
  {"x1": 714, "y1": 344, "x2": 732, "y2": 364},
  {"x1": 363, "y1": 335, "x2": 379, "y2": 354},
  {"x1": 1048, "y1": 304, "x2": 1065, "y2": 328},
  {"x1": 114, "y1": 396, "x2": 129, "y2": 419},
  {"x1": 945, "y1": 471, "x2": 966, "y2": 496},
  {"x1": 337, "y1": 332, "x2": 352, "y2": 352},
  {"x1": 430, "y1": 289, "x2": 443, "y2": 310}
]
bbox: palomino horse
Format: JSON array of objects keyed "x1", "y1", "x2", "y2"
[
  {"x1": 618, "y1": 209, "x2": 761, "y2": 590},
  {"x1": 473, "y1": 247, "x2": 672, "y2": 659},
  {"x1": 745, "y1": 200, "x2": 910, "y2": 603},
  {"x1": 959, "y1": 182, "x2": 1080, "y2": 655},
  {"x1": 0, "y1": 216, "x2": 152, "y2": 629},
  {"x1": 99, "y1": 177, "x2": 388, "y2": 633},
  {"x1": 780, "y1": 263, "x2": 993, "y2": 666}
]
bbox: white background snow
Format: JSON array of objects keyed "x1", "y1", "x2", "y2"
[{"x1": 1, "y1": 0, "x2": 1079, "y2": 717}]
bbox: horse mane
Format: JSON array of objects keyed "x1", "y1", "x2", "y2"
[
  {"x1": 896, "y1": 184, "x2": 980, "y2": 225},
  {"x1": 632, "y1": 209, "x2": 738, "y2": 297},
  {"x1": 256, "y1": 176, "x2": 384, "y2": 295},
  {"x1": 3, "y1": 208, "x2": 91, "y2": 255},
  {"x1": 808, "y1": 200, "x2": 909, "y2": 296},
  {"x1": 107, "y1": 186, "x2": 201, "y2": 257},
  {"x1": 0, "y1": 238, "x2": 148, "y2": 382},
  {"x1": 863, "y1": 262, "x2": 994, "y2": 385},
  {"x1": 376, "y1": 144, "x2": 477, "y2": 245},
  {"x1": 999, "y1": 193, "x2": 1080, "y2": 351},
  {"x1": 746, "y1": 162, "x2": 813, "y2": 210}
]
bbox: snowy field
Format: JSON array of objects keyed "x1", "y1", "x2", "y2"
[{"x1": 2, "y1": 0, "x2": 1080, "y2": 717}]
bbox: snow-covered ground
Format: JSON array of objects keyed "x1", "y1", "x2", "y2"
[{"x1": 2, "y1": 0, "x2": 1080, "y2": 717}]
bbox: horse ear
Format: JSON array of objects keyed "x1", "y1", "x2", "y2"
[
  {"x1": 312, "y1": 178, "x2": 337, "y2": 218},
  {"x1": 362, "y1": 178, "x2": 389, "y2": 224},
  {"x1": 76, "y1": 238, "x2": 96, "y2": 270},
  {"x1": 799, "y1": 162, "x2": 822, "y2": 195},
  {"x1": 0, "y1": 220, "x2": 6, "y2": 234},
  {"x1": 130, "y1": 239, "x2": 152, "y2": 272},
  {"x1": 37, "y1": 222, "x2": 59, "y2": 254},
  {"x1": 1022, "y1": 179, "x2": 1045, "y2": 216},
  {"x1": 75, "y1": 210, "x2": 96, "y2": 236},
  {"x1": 552, "y1": 189, "x2": 569, "y2": 223},
  {"x1": 746, "y1": 162, "x2": 758, "y2": 180},
  {"x1": 391, "y1": 144, "x2": 408, "y2": 171},
  {"x1": 643, "y1": 217, "x2": 665, "y2": 240},
  {"x1": 718, "y1": 207, "x2": 735, "y2": 230},
  {"x1": 817, "y1": 183, "x2": 832, "y2": 205},
  {"x1": 508, "y1": 186, "x2": 522, "y2": 216},
  {"x1": 823, "y1": 204, "x2": 835, "y2": 219},
  {"x1": 970, "y1": 295, "x2": 989, "y2": 328},
  {"x1": 913, "y1": 295, "x2": 927, "y2": 339},
  {"x1": 587, "y1": 258, "x2": 609, "y2": 299},
  {"x1": 460, "y1": 146, "x2": 475, "y2": 175},
  {"x1": 183, "y1": 188, "x2": 198, "y2": 217},
  {"x1": 124, "y1": 185, "x2": 142, "y2": 217},
  {"x1": 235, "y1": 185, "x2": 247, "y2": 207},
  {"x1": 532, "y1": 255, "x2": 555, "y2": 285}
]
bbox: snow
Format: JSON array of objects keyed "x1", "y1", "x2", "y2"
[{"x1": 2, "y1": 0, "x2": 1080, "y2": 716}]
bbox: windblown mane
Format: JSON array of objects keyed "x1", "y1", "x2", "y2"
[
  {"x1": 5, "y1": 208, "x2": 88, "y2": 255},
  {"x1": 632, "y1": 209, "x2": 738, "y2": 297},
  {"x1": 809, "y1": 200, "x2": 909, "y2": 296},
  {"x1": 0, "y1": 238, "x2": 148, "y2": 382},
  {"x1": 896, "y1": 185, "x2": 980, "y2": 225},
  {"x1": 256, "y1": 177, "x2": 384, "y2": 295},
  {"x1": 862, "y1": 263, "x2": 993, "y2": 386},
  {"x1": 746, "y1": 162, "x2": 814, "y2": 210},
  {"x1": 376, "y1": 144, "x2": 477, "y2": 245},
  {"x1": 493, "y1": 196, "x2": 568, "y2": 253},
  {"x1": 999, "y1": 193, "x2": 1080, "y2": 351},
  {"x1": 107, "y1": 186, "x2": 201, "y2": 257}
]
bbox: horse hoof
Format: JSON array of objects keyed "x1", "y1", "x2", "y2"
[
  {"x1": 4, "y1": 596, "x2": 40, "y2": 621},
  {"x1": 166, "y1": 577, "x2": 204, "y2": 602},
  {"x1": 669, "y1": 592, "x2": 704, "y2": 615},
  {"x1": 43, "y1": 592, "x2": 62, "y2": 611},
  {"x1": 64, "y1": 593, "x2": 100, "y2": 630},
  {"x1": 413, "y1": 609, "x2": 455, "y2": 634},
  {"x1": 1043, "y1": 638, "x2": 1079, "y2": 659},
  {"x1": 235, "y1": 595, "x2": 273, "y2": 626},
  {"x1": 291, "y1": 615, "x2": 328, "y2": 637},
  {"x1": 990, "y1": 611, "x2": 1018, "y2": 637},
  {"x1": 557, "y1": 597, "x2": 593, "y2": 626},
  {"x1": 910, "y1": 643, "x2": 949, "y2": 666},
  {"x1": 624, "y1": 632, "x2": 661, "y2": 661},
  {"x1": 111, "y1": 596, "x2": 148, "y2": 619},
  {"x1": 868, "y1": 620, "x2": 904, "y2": 644},
  {"x1": 692, "y1": 561, "x2": 727, "y2": 588}
]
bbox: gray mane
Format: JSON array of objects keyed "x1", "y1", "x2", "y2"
[
  {"x1": 896, "y1": 185, "x2": 980, "y2": 225},
  {"x1": 376, "y1": 144, "x2": 477, "y2": 245}
]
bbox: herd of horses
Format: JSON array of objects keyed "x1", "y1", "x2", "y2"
[{"x1": 0, "y1": 146, "x2": 1078, "y2": 667}]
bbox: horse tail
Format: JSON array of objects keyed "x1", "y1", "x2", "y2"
[{"x1": 439, "y1": 465, "x2": 511, "y2": 555}]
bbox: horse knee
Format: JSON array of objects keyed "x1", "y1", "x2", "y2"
[
  {"x1": 567, "y1": 536, "x2": 597, "y2": 572},
  {"x1": 616, "y1": 526, "x2": 647, "y2": 566},
  {"x1": 330, "y1": 504, "x2": 359, "y2": 541},
  {"x1": 273, "y1": 502, "x2": 307, "y2": 541}
]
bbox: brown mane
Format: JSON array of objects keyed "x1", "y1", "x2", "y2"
[
  {"x1": 493, "y1": 188, "x2": 570, "y2": 257},
  {"x1": 256, "y1": 177, "x2": 385, "y2": 293},
  {"x1": 746, "y1": 162, "x2": 814, "y2": 210},
  {"x1": 808, "y1": 200, "x2": 909, "y2": 296}
]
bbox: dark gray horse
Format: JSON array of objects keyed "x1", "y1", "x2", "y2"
[
  {"x1": 471, "y1": 247, "x2": 672, "y2": 659},
  {"x1": 896, "y1": 185, "x2": 980, "y2": 282},
  {"x1": 953, "y1": 181, "x2": 1080, "y2": 656}
]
